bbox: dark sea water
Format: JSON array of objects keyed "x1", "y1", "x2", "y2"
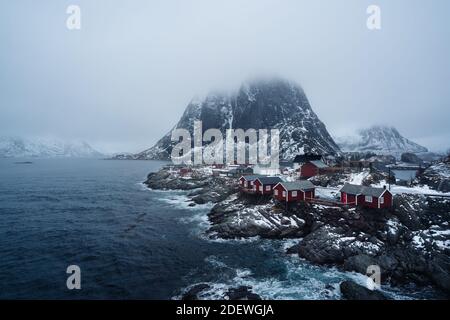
[{"x1": 0, "y1": 159, "x2": 439, "y2": 299}]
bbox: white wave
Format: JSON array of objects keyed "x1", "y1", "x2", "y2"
[
  {"x1": 179, "y1": 246, "x2": 427, "y2": 300},
  {"x1": 204, "y1": 234, "x2": 261, "y2": 244}
]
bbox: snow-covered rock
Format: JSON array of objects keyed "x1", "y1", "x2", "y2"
[
  {"x1": 419, "y1": 162, "x2": 450, "y2": 193},
  {"x1": 0, "y1": 137, "x2": 103, "y2": 158},
  {"x1": 335, "y1": 126, "x2": 427, "y2": 158}
]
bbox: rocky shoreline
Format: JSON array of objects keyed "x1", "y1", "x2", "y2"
[{"x1": 144, "y1": 166, "x2": 450, "y2": 299}]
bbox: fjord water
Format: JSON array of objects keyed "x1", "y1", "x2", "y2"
[{"x1": 0, "y1": 159, "x2": 435, "y2": 299}]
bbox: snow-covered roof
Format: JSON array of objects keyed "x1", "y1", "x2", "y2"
[
  {"x1": 309, "y1": 160, "x2": 328, "y2": 168},
  {"x1": 239, "y1": 175, "x2": 261, "y2": 181},
  {"x1": 340, "y1": 183, "x2": 388, "y2": 197},
  {"x1": 293, "y1": 154, "x2": 322, "y2": 163},
  {"x1": 278, "y1": 181, "x2": 315, "y2": 191},
  {"x1": 256, "y1": 176, "x2": 283, "y2": 185}
]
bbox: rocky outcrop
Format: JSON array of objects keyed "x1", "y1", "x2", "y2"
[
  {"x1": 146, "y1": 166, "x2": 450, "y2": 296},
  {"x1": 180, "y1": 284, "x2": 261, "y2": 300},
  {"x1": 144, "y1": 167, "x2": 238, "y2": 204},
  {"x1": 340, "y1": 281, "x2": 387, "y2": 300},
  {"x1": 401, "y1": 152, "x2": 423, "y2": 164},
  {"x1": 181, "y1": 283, "x2": 211, "y2": 300},
  {"x1": 419, "y1": 162, "x2": 450, "y2": 193},
  {"x1": 298, "y1": 226, "x2": 383, "y2": 264},
  {"x1": 207, "y1": 194, "x2": 307, "y2": 239},
  {"x1": 225, "y1": 286, "x2": 262, "y2": 300}
]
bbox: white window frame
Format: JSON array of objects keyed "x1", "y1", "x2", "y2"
[
  {"x1": 292, "y1": 191, "x2": 297, "y2": 197},
  {"x1": 380, "y1": 196, "x2": 384, "y2": 204},
  {"x1": 265, "y1": 185, "x2": 271, "y2": 191},
  {"x1": 274, "y1": 189, "x2": 278, "y2": 196},
  {"x1": 282, "y1": 191, "x2": 286, "y2": 197},
  {"x1": 365, "y1": 195, "x2": 373, "y2": 203}
]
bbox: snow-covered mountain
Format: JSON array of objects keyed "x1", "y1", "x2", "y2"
[
  {"x1": 124, "y1": 78, "x2": 340, "y2": 161},
  {"x1": 335, "y1": 126, "x2": 428, "y2": 157},
  {"x1": 0, "y1": 137, "x2": 104, "y2": 158}
]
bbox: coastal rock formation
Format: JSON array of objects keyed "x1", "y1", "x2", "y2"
[
  {"x1": 340, "y1": 281, "x2": 387, "y2": 300},
  {"x1": 419, "y1": 162, "x2": 450, "y2": 193},
  {"x1": 207, "y1": 194, "x2": 307, "y2": 239},
  {"x1": 145, "y1": 166, "x2": 450, "y2": 297}
]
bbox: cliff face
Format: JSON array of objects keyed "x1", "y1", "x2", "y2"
[{"x1": 130, "y1": 78, "x2": 340, "y2": 161}]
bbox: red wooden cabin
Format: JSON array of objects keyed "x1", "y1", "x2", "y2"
[
  {"x1": 299, "y1": 160, "x2": 329, "y2": 178},
  {"x1": 238, "y1": 175, "x2": 261, "y2": 192},
  {"x1": 273, "y1": 181, "x2": 316, "y2": 202},
  {"x1": 340, "y1": 183, "x2": 393, "y2": 208},
  {"x1": 253, "y1": 176, "x2": 283, "y2": 195}
]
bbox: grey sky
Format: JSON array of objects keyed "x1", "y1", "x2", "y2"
[{"x1": 1, "y1": 0, "x2": 449, "y2": 153}]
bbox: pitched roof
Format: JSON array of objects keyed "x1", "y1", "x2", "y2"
[
  {"x1": 240, "y1": 175, "x2": 261, "y2": 181},
  {"x1": 278, "y1": 181, "x2": 315, "y2": 191},
  {"x1": 309, "y1": 160, "x2": 328, "y2": 169},
  {"x1": 293, "y1": 154, "x2": 323, "y2": 163},
  {"x1": 255, "y1": 176, "x2": 283, "y2": 185},
  {"x1": 340, "y1": 183, "x2": 387, "y2": 197}
]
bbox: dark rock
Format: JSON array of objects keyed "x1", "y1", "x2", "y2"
[
  {"x1": 181, "y1": 283, "x2": 211, "y2": 300},
  {"x1": 419, "y1": 162, "x2": 450, "y2": 193},
  {"x1": 393, "y1": 195, "x2": 424, "y2": 231},
  {"x1": 298, "y1": 227, "x2": 347, "y2": 264},
  {"x1": 401, "y1": 152, "x2": 423, "y2": 164},
  {"x1": 192, "y1": 195, "x2": 206, "y2": 204},
  {"x1": 286, "y1": 243, "x2": 301, "y2": 255},
  {"x1": 340, "y1": 281, "x2": 387, "y2": 300},
  {"x1": 427, "y1": 254, "x2": 450, "y2": 293},
  {"x1": 225, "y1": 286, "x2": 261, "y2": 300},
  {"x1": 377, "y1": 254, "x2": 399, "y2": 272},
  {"x1": 343, "y1": 254, "x2": 377, "y2": 275}
]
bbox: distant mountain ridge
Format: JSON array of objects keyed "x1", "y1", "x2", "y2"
[
  {"x1": 335, "y1": 126, "x2": 428, "y2": 157},
  {"x1": 120, "y1": 78, "x2": 341, "y2": 161},
  {"x1": 0, "y1": 137, "x2": 103, "y2": 158}
]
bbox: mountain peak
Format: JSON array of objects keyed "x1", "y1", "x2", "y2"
[
  {"x1": 336, "y1": 125, "x2": 428, "y2": 157},
  {"x1": 0, "y1": 136, "x2": 104, "y2": 158},
  {"x1": 131, "y1": 78, "x2": 340, "y2": 161}
]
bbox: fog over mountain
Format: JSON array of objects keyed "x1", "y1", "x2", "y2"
[
  {"x1": 1, "y1": 1, "x2": 449, "y2": 153},
  {"x1": 127, "y1": 78, "x2": 340, "y2": 161},
  {"x1": 0, "y1": 137, "x2": 103, "y2": 158}
]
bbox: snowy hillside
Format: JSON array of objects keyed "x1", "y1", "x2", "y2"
[
  {"x1": 0, "y1": 137, "x2": 104, "y2": 158},
  {"x1": 126, "y1": 78, "x2": 341, "y2": 161},
  {"x1": 335, "y1": 126, "x2": 428, "y2": 158}
]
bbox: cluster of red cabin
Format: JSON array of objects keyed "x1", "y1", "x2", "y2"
[
  {"x1": 239, "y1": 175, "x2": 315, "y2": 203},
  {"x1": 339, "y1": 183, "x2": 393, "y2": 209},
  {"x1": 238, "y1": 176, "x2": 393, "y2": 208}
]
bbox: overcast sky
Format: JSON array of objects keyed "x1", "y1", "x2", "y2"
[{"x1": 1, "y1": 0, "x2": 449, "y2": 153}]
